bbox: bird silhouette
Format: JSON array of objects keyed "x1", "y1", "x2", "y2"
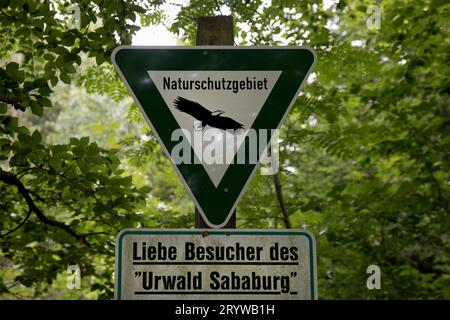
[{"x1": 173, "y1": 96, "x2": 244, "y2": 132}]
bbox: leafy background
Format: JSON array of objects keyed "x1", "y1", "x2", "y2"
[{"x1": 0, "y1": 0, "x2": 449, "y2": 299}]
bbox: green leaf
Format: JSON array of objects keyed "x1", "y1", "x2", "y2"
[
  {"x1": 139, "y1": 186, "x2": 152, "y2": 194},
  {"x1": 5, "y1": 62, "x2": 24, "y2": 82},
  {"x1": 5, "y1": 62, "x2": 19, "y2": 75},
  {"x1": 63, "y1": 53, "x2": 78, "y2": 62},
  {"x1": 3, "y1": 116, "x2": 18, "y2": 129},
  {"x1": 95, "y1": 53, "x2": 106, "y2": 66},
  {"x1": 43, "y1": 53, "x2": 55, "y2": 61},
  {"x1": 14, "y1": 26, "x2": 29, "y2": 37},
  {"x1": 55, "y1": 55, "x2": 65, "y2": 67},
  {"x1": 72, "y1": 146, "x2": 85, "y2": 157},
  {"x1": 63, "y1": 63, "x2": 76, "y2": 73},
  {"x1": 50, "y1": 76, "x2": 59, "y2": 86},
  {"x1": 60, "y1": 73, "x2": 71, "y2": 84},
  {"x1": 79, "y1": 137, "x2": 90, "y2": 146},
  {"x1": 77, "y1": 159, "x2": 90, "y2": 173},
  {"x1": 39, "y1": 97, "x2": 52, "y2": 107},
  {"x1": 52, "y1": 144, "x2": 68, "y2": 155},
  {"x1": 32, "y1": 130, "x2": 42, "y2": 144},
  {"x1": 49, "y1": 156, "x2": 62, "y2": 170},
  {"x1": 87, "y1": 155, "x2": 104, "y2": 165},
  {"x1": 30, "y1": 100, "x2": 43, "y2": 116},
  {"x1": 0, "y1": 138, "x2": 11, "y2": 148},
  {"x1": 18, "y1": 133, "x2": 33, "y2": 146},
  {"x1": 52, "y1": 46, "x2": 69, "y2": 55},
  {"x1": 0, "y1": 103, "x2": 7, "y2": 114},
  {"x1": 69, "y1": 137, "x2": 79, "y2": 145},
  {"x1": 44, "y1": 62, "x2": 54, "y2": 72}
]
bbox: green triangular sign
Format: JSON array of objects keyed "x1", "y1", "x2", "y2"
[{"x1": 112, "y1": 46, "x2": 316, "y2": 228}]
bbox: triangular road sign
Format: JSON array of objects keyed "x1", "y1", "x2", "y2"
[{"x1": 112, "y1": 46, "x2": 316, "y2": 228}]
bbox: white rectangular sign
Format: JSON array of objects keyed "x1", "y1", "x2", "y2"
[{"x1": 115, "y1": 229, "x2": 317, "y2": 300}]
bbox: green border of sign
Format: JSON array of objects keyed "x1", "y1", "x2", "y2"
[
  {"x1": 111, "y1": 46, "x2": 316, "y2": 228},
  {"x1": 115, "y1": 228, "x2": 317, "y2": 300}
]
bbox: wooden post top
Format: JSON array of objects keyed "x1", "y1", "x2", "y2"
[{"x1": 196, "y1": 16, "x2": 234, "y2": 46}]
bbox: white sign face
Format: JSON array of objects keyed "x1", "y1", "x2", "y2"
[
  {"x1": 148, "y1": 71, "x2": 281, "y2": 187},
  {"x1": 115, "y1": 229, "x2": 317, "y2": 300}
]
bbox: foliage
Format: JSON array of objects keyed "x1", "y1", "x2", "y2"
[{"x1": 1, "y1": 0, "x2": 449, "y2": 299}]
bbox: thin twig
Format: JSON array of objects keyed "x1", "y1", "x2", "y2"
[
  {"x1": 0, "y1": 209, "x2": 31, "y2": 238},
  {"x1": 273, "y1": 173, "x2": 292, "y2": 229}
]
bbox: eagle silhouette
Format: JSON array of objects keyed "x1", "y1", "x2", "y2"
[{"x1": 173, "y1": 96, "x2": 244, "y2": 132}]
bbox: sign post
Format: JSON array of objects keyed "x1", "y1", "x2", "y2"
[
  {"x1": 195, "y1": 16, "x2": 235, "y2": 228},
  {"x1": 115, "y1": 229, "x2": 317, "y2": 300}
]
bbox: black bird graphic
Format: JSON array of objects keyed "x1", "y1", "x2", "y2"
[{"x1": 173, "y1": 96, "x2": 244, "y2": 132}]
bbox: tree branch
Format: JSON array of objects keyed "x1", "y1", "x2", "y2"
[
  {"x1": 214, "y1": 0, "x2": 224, "y2": 15},
  {"x1": 0, "y1": 209, "x2": 31, "y2": 238},
  {"x1": 0, "y1": 95, "x2": 24, "y2": 111},
  {"x1": 273, "y1": 172, "x2": 292, "y2": 229},
  {"x1": 0, "y1": 169, "x2": 107, "y2": 247}
]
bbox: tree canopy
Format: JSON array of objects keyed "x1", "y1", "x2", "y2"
[{"x1": 0, "y1": 0, "x2": 449, "y2": 299}]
